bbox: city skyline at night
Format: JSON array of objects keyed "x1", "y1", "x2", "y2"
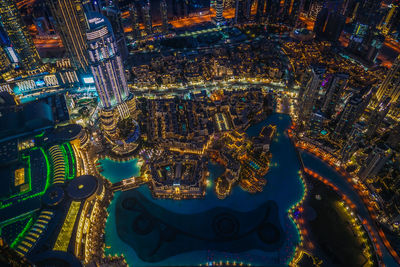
[{"x1": 0, "y1": 0, "x2": 400, "y2": 266}]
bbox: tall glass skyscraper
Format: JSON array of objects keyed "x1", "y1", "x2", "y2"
[
  {"x1": 46, "y1": 0, "x2": 89, "y2": 72},
  {"x1": 86, "y1": 12, "x2": 129, "y2": 109},
  {"x1": 0, "y1": 0, "x2": 42, "y2": 71}
]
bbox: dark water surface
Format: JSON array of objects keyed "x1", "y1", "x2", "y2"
[{"x1": 104, "y1": 114, "x2": 304, "y2": 266}]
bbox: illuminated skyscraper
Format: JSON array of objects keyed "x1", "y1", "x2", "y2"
[
  {"x1": 340, "y1": 123, "x2": 364, "y2": 163},
  {"x1": 129, "y1": 4, "x2": 141, "y2": 39},
  {"x1": 379, "y1": 3, "x2": 399, "y2": 35},
  {"x1": 358, "y1": 144, "x2": 391, "y2": 180},
  {"x1": 321, "y1": 73, "x2": 348, "y2": 118},
  {"x1": 46, "y1": 0, "x2": 89, "y2": 72},
  {"x1": 376, "y1": 55, "x2": 400, "y2": 104},
  {"x1": 297, "y1": 65, "x2": 325, "y2": 125},
  {"x1": 142, "y1": 2, "x2": 153, "y2": 35},
  {"x1": 0, "y1": 0, "x2": 41, "y2": 71},
  {"x1": 215, "y1": 0, "x2": 225, "y2": 24},
  {"x1": 86, "y1": 13, "x2": 129, "y2": 109},
  {"x1": 333, "y1": 87, "x2": 373, "y2": 139},
  {"x1": 102, "y1": 5, "x2": 128, "y2": 61},
  {"x1": 366, "y1": 96, "x2": 391, "y2": 137},
  {"x1": 160, "y1": 0, "x2": 169, "y2": 32}
]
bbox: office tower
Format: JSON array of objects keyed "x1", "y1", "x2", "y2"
[
  {"x1": 161, "y1": 0, "x2": 169, "y2": 32},
  {"x1": 142, "y1": 2, "x2": 153, "y2": 35},
  {"x1": 356, "y1": 0, "x2": 383, "y2": 25},
  {"x1": 265, "y1": 0, "x2": 280, "y2": 23},
  {"x1": 129, "y1": 4, "x2": 141, "y2": 39},
  {"x1": 0, "y1": 0, "x2": 41, "y2": 71},
  {"x1": 215, "y1": 0, "x2": 225, "y2": 24},
  {"x1": 363, "y1": 30, "x2": 385, "y2": 64},
  {"x1": 376, "y1": 55, "x2": 400, "y2": 104},
  {"x1": 314, "y1": 8, "x2": 345, "y2": 42},
  {"x1": 340, "y1": 123, "x2": 364, "y2": 163},
  {"x1": 333, "y1": 94, "x2": 364, "y2": 139},
  {"x1": 333, "y1": 86, "x2": 373, "y2": 140},
  {"x1": 235, "y1": 0, "x2": 247, "y2": 24},
  {"x1": 102, "y1": 6, "x2": 128, "y2": 61},
  {"x1": 321, "y1": 73, "x2": 348, "y2": 118},
  {"x1": 46, "y1": 0, "x2": 89, "y2": 72},
  {"x1": 281, "y1": 0, "x2": 302, "y2": 26},
  {"x1": 297, "y1": 65, "x2": 326, "y2": 125},
  {"x1": 358, "y1": 144, "x2": 391, "y2": 180},
  {"x1": 256, "y1": 0, "x2": 266, "y2": 23},
  {"x1": 366, "y1": 96, "x2": 391, "y2": 138},
  {"x1": 86, "y1": 13, "x2": 129, "y2": 109},
  {"x1": 379, "y1": 3, "x2": 399, "y2": 35}
]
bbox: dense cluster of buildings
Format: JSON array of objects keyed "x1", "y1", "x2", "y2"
[
  {"x1": 141, "y1": 88, "x2": 274, "y2": 199},
  {"x1": 0, "y1": 0, "x2": 400, "y2": 265}
]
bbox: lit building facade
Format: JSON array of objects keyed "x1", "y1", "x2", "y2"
[
  {"x1": 376, "y1": 55, "x2": 400, "y2": 104},
  {"x1": 321, "y1": 73, "x2": 348, "y2": 118},
  {"x1": 0, "y1": 0, "x2": 42, "y2": 71},
  {"x1": 365, "y1": 96, "x2": 391, "y2": 137},
  {"x1": 358, "y1": 144, "x2": 391, "y2": 180},
  {"x1": 86, "y1": 13, "x2": 129, "y2": 109},
  {"x1": 215, "y1": 0, "x2": 224, "y2": 24},
  {"x1": 297, "y1": 65, "x2": 325, "y2": 126},
  {"x1": 46, "y1": 0, "x2": 89, "y2": 72}
]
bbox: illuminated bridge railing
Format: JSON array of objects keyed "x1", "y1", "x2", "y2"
[
  {"x1": 49, "y1": 145, "x2": 66, "y2": 185},
  {"x1": 15, "y1": 210, "x2": 54, "y2": 256}
]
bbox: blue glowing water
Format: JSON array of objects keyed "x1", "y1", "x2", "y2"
[
  {"x1": 98, "y1": 158, "x2": 140, "y2": 183},
  {"x1": 103, "y1": 114, "x2": 304, "y2": 266}
]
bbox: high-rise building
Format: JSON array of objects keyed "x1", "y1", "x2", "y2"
[
  {"x1": 142, "y1": 2, "x2": 153, "y2": 35},
  {"x1": 256, "y1": 0, "x2": 266, "y2": 23},
  {"x1": 0, "y1": 0, "x2": 42, "y2": 71},
  {"x1": 340, "y1": 123, "x2": 364, "y2": 163},
  {"x1": 376, "y1": 55, "x2": 400, "y2": 104},
  {"x1": 358, "y1": 143, "x2": 391, "y2": 180},
  {"x1": 235, "y1": 0, "x2": 248, "y2": 24},
  {"x1": 160, "y1": 0, "x2": 169, "y2": 32},
  {"x1": 281, "y1": 0, "x2": 302, "y2": 26},
  {"x1": 86, "y1": 12, "x2": 129, "y2": 109},
  {"x1": 265, "y1": 0, "x2": 280, "y2": 23},
  {"x1": 46, "y1": 0, "x2": 89, "y2": 72},
  {"x1": 366, "y1": 96, "x2": 391, "y2": 137},
  {"x1": 379, "y1": 3, "x2": 399, "y2": 35},
  {"x1": 363, "y1": 30, "x2": 385, "y2": 63},
  {"x1": 356, "y1": 0, "x2": 383, "y2": 25},
  {"x1": 333, "y1": 86, "x2": 373, "y2": 139},
  {"x1": 215, "y1": 0, "x2": 225, "y2": 24},
  {"x1": 297, "y1": 65, "x2": 326, "y2": 125},
  {"x1": 129, "y1": 4, "x2": 141, "y2": 39},
  {"x1": 314, "y1": 8, "x2": 346, "y2": 42},
  {"x1": 102, "y1": 5, "x2": 128, "y2": 62},
  {"x1": 321, "y1": 73, "x2": 349, "y2": 118}
]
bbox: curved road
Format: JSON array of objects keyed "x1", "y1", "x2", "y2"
[{"x1": 301, "y1": 151, "x2": 398, "y2": 267}]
